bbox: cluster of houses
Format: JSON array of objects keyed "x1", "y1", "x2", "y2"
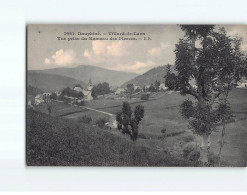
[
  {"x1": 73, "y1": 79, "x2": 93, "y2": 101},
  {"x1": 27, "y1": 81, "x2": 171, "y2": 108},
  {"x1": 114, "y1": 83, "x2": 168, "y2": 96},
  {"x1": 28, "y1": 79, "x2": 94, "y2": 107}
]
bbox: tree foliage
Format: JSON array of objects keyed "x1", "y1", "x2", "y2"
[
  {"x1": 173, "y1": 25, "x2": 247, "y2": 164},
  {"x1": 126, "y1": 83, "x2": 134, "y2": 98},
  {"x1": 91, "y1": 82, "x2": 110, "y2": 99},
  {"x1": 116, "y1": 102, "x2": 145, "y2": 141},
  {"x1": 164, "y1": 64, "x2": 179, "y2": 90},
  {"x1": 61, "y1": 87, "x2": 84, "y2": 99},
  {"x1": 175, "y1": 25, "x2": 247, "y2": 135}
]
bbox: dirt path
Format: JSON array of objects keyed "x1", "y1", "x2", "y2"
[
  {"x1": 54, "y1": 100, "x2": 113, "y2": 117},
  {"x1": 77, "y1": 105, "x2": 113, "y2": 116}
]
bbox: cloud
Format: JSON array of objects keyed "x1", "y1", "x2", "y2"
[
  {"x1": 110, "y1": 60, "x2": 155, "y2": 74},
  {"x1": 83, "y1": 49, "x2": 92, "y2": 59},
  {"x1": 84, "y1": 41, "x2": 127, "y2": 62},
  {"x1": 44, "y1": 49, "x2": 75, "y2": 66},
  {"x1": 107, "y1": 41, "x2": 125, "y2": 56},
  {"x1": 148, "y1": 42, "x2": 168, "y2": 56},
  {"x1": 51, "y1": 49, "x2": 75, "y2": 66},
  {"x1": 91, "y1": 41, "x2": 108, "y2": 55},
  {"x1": 44, "y1": 58, "x2": 51, "y2": 64}
]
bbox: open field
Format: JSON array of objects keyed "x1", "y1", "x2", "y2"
[
  {"x1": 32, "y1": 88, "x2": 247, "y2": 166},
  {"x1": 26, "y1": 109, "x2": 194, "y2": 166}
]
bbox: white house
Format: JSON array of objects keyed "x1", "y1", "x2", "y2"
[
  {"x1": 82, "y1": 89, "x2": 93, "y2": 100},
  {"x1": 73, "y1": 80, "x2": 94, "y2": 101},
  {"x1": 115, "y1": 88, "x2": 125, "y2": 95},
  {"x1": 73, "y1": 86, "x2": 84, "y2": 92},
  {"x1": 35, "y1": 94, "x2": 44, "y2": 105},
  {"x1": 159, "y1": 83, "x2": 168, "y2": 91}
]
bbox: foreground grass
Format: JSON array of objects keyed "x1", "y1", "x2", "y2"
[{"x1": 26, "y1": 109, "x2": 195, "y2": 166}]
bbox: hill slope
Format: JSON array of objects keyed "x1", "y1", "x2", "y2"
[
  {"x1": 31, "y1": 65, "x2": 138, "y2": 87},
  {"x1": 27, "y1": 72, "x2": 87, "y2": 92},
  {"x1": 26, "y1": 109, "x2": 193, "y2": 166},
  {"x1": 122, "y1": 65, "x2": 175, "y2": 87}
]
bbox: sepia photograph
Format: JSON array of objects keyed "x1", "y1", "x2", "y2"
[{"x1": 26, "y1": 24, "x2": 247, "y2": 167}]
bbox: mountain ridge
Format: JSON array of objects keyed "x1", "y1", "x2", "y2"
[
  {"x1": 29, "y1": 65, "x2": 138, "y2": 87},
  {"x1": 27, "y1": 72, "x2": 87, "y2": 92},
  {"x1": 122, "y1": 65, "x2": 176, "y2": 87}
]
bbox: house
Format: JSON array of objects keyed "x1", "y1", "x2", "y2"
[
  {"x1": 43, "y1": 92, "x2": 52, "y2": 103},
  {"x1": 83, "y1": 79, "x2": 94, "y2": 100},
  {"x1": 55, "y1": 91, "x2": 62, "y2": 96},
  {"x1": 82, "y1": 89, "x2": 93, "y2": 100},
  {"x1": 27, "y1": 95, "x2": 35, "y2": 108},
  {"x1": 115, "y1": 88, "x2": 125, "y2": 95},
  {"x1": 87, "y1": 78, "x2": 93, "y2": 91},
  {"x1": 159, "y1": 83, "x2": 168, "y2": 91},
  {"x1": 73, "y1": 80, "x2": 94, "y2": 101},
  {"x1": 73, "y1": 86, "x2": 84, "y2": 92},
  {"x1": 134, "y1": 85, "x2": 141, "y2": 90},
  {"x1": 35, "y1": 94, "x2": 44, "y2": 105}
]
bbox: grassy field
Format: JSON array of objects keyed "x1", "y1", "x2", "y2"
[
  {"x1": 210, "y1": 88, "x2": 247, "y2": 166},
  {"x1": 26, "y1": 109, "x2": 194, "y2": 166},
  {"x1": 89, "y1": 91, "x2": 190, "y2": 135},
  {"x1": 82, "y1": 89, "x2": 247, "y2": 166},
  {"x1": 32, "y1": 88, "x2": 247, "y2": 166}
]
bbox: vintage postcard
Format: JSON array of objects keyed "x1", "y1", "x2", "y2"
[{"x1": 26, "y1": 24, "x2": 247, "y2": 166}]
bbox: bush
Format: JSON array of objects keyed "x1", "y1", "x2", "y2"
[
  {"x1": 138, "y1": 133, "x2": 147, "y2": 139},
  {"x1": 95, "y1": 118, "x2": 107, "y2": 128},
  {"x1": 78, "y1": 115, "x2": 92, "y2": 124},
  {"x1": 161, "y1": 128, "x2": 166, "y2": 134},
  {"x1": 76, "y1": 100, "x2": 85, "y2": 106},
  {"x1": 63, "y1": 99, "x2": 71, "y2": 104},
  {"x1": 182, "y1": 134, "x2": 195, "y2": 143},
  {"x1": 141, "y1": 94, "x2": 150, "y2": 100},
  {"x1": 183, "y1": 142, "x2": 200, "y2": 162}
]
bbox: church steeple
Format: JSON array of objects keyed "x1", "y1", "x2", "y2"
[
  {"x1": 89, "y1": 78, "x2": 92, "y2": 85},
  {"x1": 87, "y1": 77, "x2": 93, "y2": 91}
]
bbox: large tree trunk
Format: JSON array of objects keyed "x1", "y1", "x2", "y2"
[
  {"x1": 199, "y1": 134, "x2": 211, "y2": 164},
  {"x1": 218, "y1": 119, "x2": 226, "y2": 166}
]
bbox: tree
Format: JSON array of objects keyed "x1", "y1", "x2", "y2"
[
  {"x1": 50, "y1": 92, "x2": 57, "y2": 100},
  {"x1": 154, "y1": 80, "x2": 161, "y2": 91},
  {"x1": 126, "y1": 83, "x2": 134, "y2": 99},
  {"x1": 148, "y1": 84, "x2": 156, "y2": 92},
  {"x1": 77, "y1": 92, "x2": 84, "y2": 99},
  {"x1": 116, "y1": 102, "x2": 145, "y2": 141},
  {"x1": 173, "y1": 25, "x2": 247, "y2": 164},
  {"x1": 91, "y1": 82, "x2": 110, "y2": 99},
  {"x1": 165, "y1": 73, "x2": 178, "y2": 90}
]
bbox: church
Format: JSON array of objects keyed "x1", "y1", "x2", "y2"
[{"x1": 73, "y1": 79, "x2": 93, "y2": 100}]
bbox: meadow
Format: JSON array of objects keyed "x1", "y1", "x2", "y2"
[
  {"x1": 33, "y1": 88, "x2": 247, "y2": 166},
  {"x1": 26, "y1": 109, "x2": 194, "y2": 166}
]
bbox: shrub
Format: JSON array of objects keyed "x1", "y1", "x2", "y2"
[
  {"x1": 95, "y1": 118, "x2": 107, "y2": 128},
  {"x1": 76, "y1": 100, "x2": 85, "y2": 106},
  {"x1": 183, "y1": 142, "x2": 200, "y2": 162},
  {"x1": 161, "y1": 128, "x2": 166, "y2": 134},
  {"x1": 116, "y1": 102, "x2": 145, "y2": 141},
  {"x1": 63, "y1": 99, "x2": 71, "y2": 104},
  {"x1": 78, "y1": 115, "x2": 92, "y2": 124},
  {"x1": 182, "y1": 134, "x2": 195, "y2": 143},
  {"x1": 138, "y1": 133, "x2": 147, "y2": 139},
  {"x1": 141, "y1": 94, "x2": 150, "y2": 100}
]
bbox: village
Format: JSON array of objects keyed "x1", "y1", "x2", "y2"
[{"x1": 28, "y1": 78, "x2": 169, "y2": 108}]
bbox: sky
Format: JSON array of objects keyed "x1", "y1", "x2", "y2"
[{"x1": 27, "y1": 24, "x2": 247, "y2": 74}]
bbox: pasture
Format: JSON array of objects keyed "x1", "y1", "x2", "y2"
[{"x1": 33, "y1": 88, "x2": 247, "y2": 166}]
